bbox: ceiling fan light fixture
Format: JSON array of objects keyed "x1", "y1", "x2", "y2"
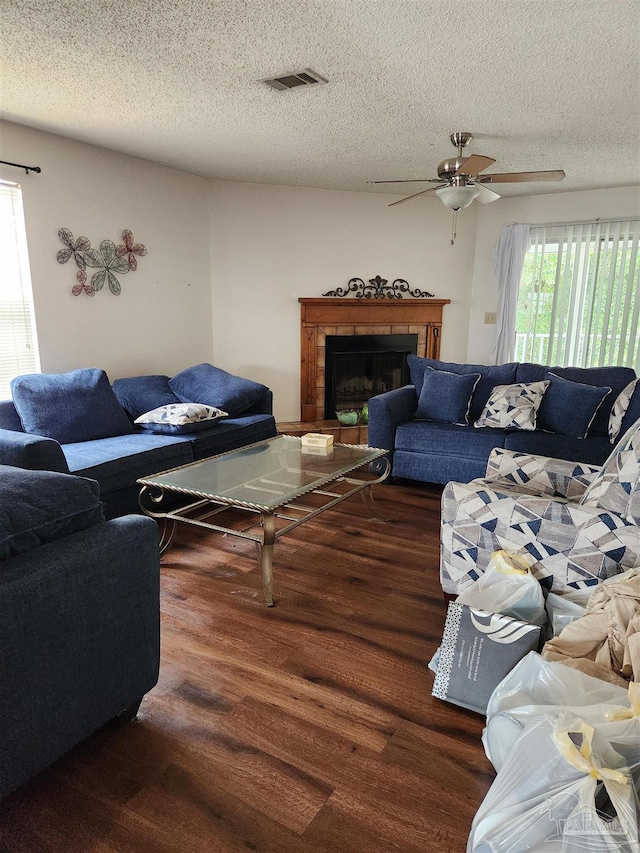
[{"x1": 436, "y1": 184, "x2": 481, "y2": 210}]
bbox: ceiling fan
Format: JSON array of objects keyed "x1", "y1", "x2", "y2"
[{"x1": 369, "y1": 132, "x2": 565, "y2": 210}]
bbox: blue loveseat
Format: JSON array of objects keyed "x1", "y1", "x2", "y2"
[
  {"x1": 368, "y1": 356, "x2": 640, "y2": 485},
  {"x1": 0, "y1": 465, "x2": 160, "y2": 797},
  {"x1": 0, "y1": 363, "x2": 277, "y2": 518}
]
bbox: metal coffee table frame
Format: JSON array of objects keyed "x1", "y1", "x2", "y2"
[{"x1": 138, "y1": 436, "x2": 390, "y2": 606}]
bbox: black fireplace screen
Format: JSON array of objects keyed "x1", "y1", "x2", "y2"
[{"x1": 325, "y1": 334, "x2": 418, "y2": 417}]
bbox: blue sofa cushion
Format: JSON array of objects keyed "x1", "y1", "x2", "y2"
[
  {"x1": 184, "y1": 414, "x2": 277, "y2": 460},
  {"x1": 11, "y1": 369, "x2": 133, "y2": 444},
  {"x1": 112, "y1": 375, "x2": 182, "y2": 420},
  {"x1": 515, "y1": 363, "x2": 635, "y2": 436},
  {"x1": 0, "y1": 466, "x2": 105, "y2": 560},
  {"x1": 62, "y1": 433, "x2": 194, "y2": 494},
  {"x1": 169, "y1": 363, "x2": 269, "y2": 418},
  {"x1": 414, "y1": 368, "x2": 481, "y2": 424},
  {"x1": 537, "y1": 373, "x2": 611, "y2": 438},
  {"x1": 407, "y1": 356, "x2": 518, "y2": 422},
  {"x1": 503, "y1": 430, "x2": 613, "y2": 466},
  {"x1": 395, "y1": 421, "x2": 508, "y2": 460},
  {"x1": 134, "y1": 403, "x2": 228, "y2": 435}
]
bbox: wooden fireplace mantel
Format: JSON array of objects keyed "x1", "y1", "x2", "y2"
[{"x1": 299, "y1": 297, "x2": 450, "y2": 422}]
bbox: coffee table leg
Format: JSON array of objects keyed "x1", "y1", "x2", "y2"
[
  {"x1": 158, "y1": 518, "x2": 177, "y2": 555},
  {"x1": 260, "y1": 513, "x2": 276, "y2": 606},
  {"x1": 360, "y1": 484, "x2": 390, "y2": 521}
]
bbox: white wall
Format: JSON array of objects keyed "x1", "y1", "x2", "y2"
[
  {"x1": 209, "y1": 181, "x2": 477, "y2": 421},
  {"x1": 11, "y1": 120, "x2": 635, "y2": 422},
  {"x1": 0, "y1": 121, "x2": 213, "y2": 381},
  {"x1": 468, "y1": 186, "x2": 640, "y2": 364}
]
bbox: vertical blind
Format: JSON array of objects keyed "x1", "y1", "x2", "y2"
[
  {"x1": 0, "y1": 181, "x2": 39, "y2": 398},
  {"x1": 516, "y1": 219, "x2": 640, "y2": 369}
]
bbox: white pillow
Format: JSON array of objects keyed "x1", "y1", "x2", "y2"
[
  {"x1": 474, "y1": 380, "x2": 549, "y2": 431},
  {"x1": 608, "y1": 379, "x2": 639, "y2": 443},
  {"x1": 135, "y1": 403, "x2": 228, "y2": 434}
]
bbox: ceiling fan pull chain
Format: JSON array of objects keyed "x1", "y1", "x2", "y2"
[{"x1": 451, "y1": 210, "x2": 458, "y2": 245}]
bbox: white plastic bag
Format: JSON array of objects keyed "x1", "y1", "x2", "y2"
[
  {"x1": 468, "y1": 713, "x2": 640, "y2": 853},
  {"x1": 544, "y1": 569, "x2": 640, "y2": 640},
  {"x1": 456, "y1": 550, "x2": 546, "y2": 627},
  {"x1": 545, "y1": 587, "x2": 592, "y2": 637},
  {"x1": 482, "y1": 652, "x2": 634, "y2": 772}
]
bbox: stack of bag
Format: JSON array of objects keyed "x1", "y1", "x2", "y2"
[
  {"x1": 469, "y1": 656, "x2": 640, "y2": 851},
  {"x1": 430, "y1": 555, "x2": 640, "y2": 851}
]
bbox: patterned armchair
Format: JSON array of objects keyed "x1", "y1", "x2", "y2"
[{"x1": 441, "y1": 418, "x2": 640, "y2": 596}]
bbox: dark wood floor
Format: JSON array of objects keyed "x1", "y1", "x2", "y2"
[{"x1": 0, "y1": 480, "x2": 494, "y2": 853}]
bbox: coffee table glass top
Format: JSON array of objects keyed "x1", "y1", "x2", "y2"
[{"x1": 138, "y1": 435, "x2": 386, "y2": 512}]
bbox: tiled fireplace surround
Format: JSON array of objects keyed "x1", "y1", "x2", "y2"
[{"x1": 299, "y1": 298, "x2": 450, "y2": 422}]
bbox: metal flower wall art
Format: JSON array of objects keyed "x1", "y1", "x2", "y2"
[{"x1": 56, "y1": 228, "x2": 147, "y2": 296}]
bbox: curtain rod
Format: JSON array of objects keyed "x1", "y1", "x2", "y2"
[
  {"x1": 531, "y1": 216, "x2": 639, "y2": 229},
  {"x1": 0, "y1": 159, "x2": 41, "y2": 175}
]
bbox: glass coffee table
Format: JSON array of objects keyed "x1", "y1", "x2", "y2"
[{"x1": 138, "y1": 435, "x2": 389, "y2": 606}]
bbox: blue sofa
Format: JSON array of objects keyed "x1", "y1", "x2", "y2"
[
  {"x1": 0, "y1": 364, "x2": 277, "y2": 518},
  {"x1": 368, "y1": 356, "x2": 640, "y2": 485},
  {"x1": 0, "y1": 465, "x2": 160, "y2": 797}
]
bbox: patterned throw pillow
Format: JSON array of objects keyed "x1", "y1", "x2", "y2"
[
  {"x1": 609, "y1": 379, "x2": 639, "y2": 444},
  {"x1": 134, "y1": 403, "x2": 228, "y2": 435},
  {"x1": 580, "y1": 416, "x2": 640, "y2": 524},
  {"x1": 474, "y1": 380, "x2": 549, "y2": 431}
]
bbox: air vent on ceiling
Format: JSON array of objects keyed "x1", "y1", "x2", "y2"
[{"x1": 261, "y1": 69, "x2": 328, "y2": 91}]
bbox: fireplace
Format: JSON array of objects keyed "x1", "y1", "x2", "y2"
[
  {"x1": 299, "y1": 297, "x2": 450, "y2": 422},
  {"x1": 325, "y1": 333, "x2": 417, "y2": 417}
]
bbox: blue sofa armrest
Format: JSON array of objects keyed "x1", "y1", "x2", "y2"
[
  {"x1": 0, "y1": 427, "x2": 69, "y2": 473},
  {"x1": 367, "y1": 385, "x2": 418, "y2": 473},
  {"x1": 0, "y1": 514, "x2": 160, "y2": 796}
]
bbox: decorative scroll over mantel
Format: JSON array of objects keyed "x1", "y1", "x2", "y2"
[{"x1": 323, "y1": 275, "x2": 434, "y2": 299}]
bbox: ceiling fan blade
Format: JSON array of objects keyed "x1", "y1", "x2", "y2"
[
  {"x1": 455, "y1": 154, "x2": 496, "y2": 176},
  {"x1": 475, "y1": 184, "x2": 501, "y2": 204},
  {"x1": 367, "y1": 178, "x2": 442, "y2": 184},
  {"x1": 478, "y1": 169, "x2": 566, "y2": 184},
  {"x1": 388, "y1": 186, "x2": 445, "y2": 207}
]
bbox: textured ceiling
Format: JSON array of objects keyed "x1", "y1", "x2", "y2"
[{"x1": 1, "y1": 0, "x2": 639, "y2": 199}]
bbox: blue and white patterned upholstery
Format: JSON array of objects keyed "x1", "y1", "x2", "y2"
[
  {"x1": 474, "y1": 381, "x2": 549, "y2": 431},
  {"x1": 580, "y1": 417, "x2": 640, "y2": 524},
  {"x1": 440, "y1": 427, "x2": 640, "y2": 596},
  {"x1": 609, "y1": 379, "x2": 639, "y2": 443}
]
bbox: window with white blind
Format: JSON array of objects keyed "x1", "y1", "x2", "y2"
[
  {"x1": 515, "y1": 219, "x2": 640, "y2": 369},
  {"x1": 0, "y1": 181, "x2": 39, "y2": 398}
]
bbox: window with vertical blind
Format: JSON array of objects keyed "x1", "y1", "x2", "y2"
[
  {"x1": 0, "y1": 181, "x2": 39, "y2": 398},
  {"x1": 515, "y1": 219, "x2": 640, "y2": 369}
]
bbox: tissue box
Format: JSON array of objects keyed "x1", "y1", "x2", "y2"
[
  {"x1": 432, "y1": 602, "x2": 541, "y2": 714},
  {"x1": 301, "y1": 433, "x2": 334, "y2": 448}
]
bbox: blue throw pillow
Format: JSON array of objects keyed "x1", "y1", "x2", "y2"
[
  {"x1": 414, "y1": 368, "x2": 481, "y2": 424},
  {"x1": 112, "y1": 375, "x2": 182, "y2": 420},
  {"x1": 537, "y1": 372, "x2": 612, "y2": 438},
  {"x1": 407, "y1": 356, "x2": 518, "y2": 421},
  {"x1": 0, "y1": 466, "x2": 105, "y2": 560},
  {"x1": 169, "y1": 363, "x2": 268, "y2": 418},
  {"x1": 11, "y1": 369, "x2": 134, "y2": 444}
]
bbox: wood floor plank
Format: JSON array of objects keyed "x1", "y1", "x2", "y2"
[
  {"x1": 0, "y1": 480, "x2": 493, "y2": 853},
  {"x1": 138, "y1": 690, "x2": 333, "y2": 835},
  {"x1": 158, "y1": 634, "x2": 399, "y2": 753}
]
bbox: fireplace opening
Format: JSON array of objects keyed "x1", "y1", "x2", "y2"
[{"x1": 325, "y1": 334, "x2": 417, "y2": 418}]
